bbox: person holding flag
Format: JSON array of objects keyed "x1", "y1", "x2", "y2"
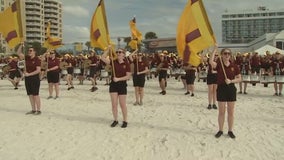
[{"x1": 101, "y1": 46, "x2": 131, "y2": 128}]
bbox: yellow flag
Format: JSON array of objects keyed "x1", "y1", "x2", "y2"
[
  {"x1": 90, "y1": 0, "x2": 111, "y2": 50},
  {"x1": 176, "y1": 0, "x2": 216, "y2": 67},
  {"x1": 0, "y1": 0, "x2": 24, "y2": 49},
  {"x1": 43, "y1": 21, "x2": 62, "y2": 49},
  {"x1": 129, "y1": 17, "x2": 143, "y2": 49}
]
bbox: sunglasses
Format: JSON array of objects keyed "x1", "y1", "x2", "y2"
[
  {"x1": 116, "y1": 51, "x2": 124, "y2": 54},
  {"x1": 28, "y1": 50, "x2": 33, "y2": 52},
  {"x1": 223, "y1": 52, "x2": 231, "y2": 55}
]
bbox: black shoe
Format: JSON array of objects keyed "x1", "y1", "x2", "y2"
[
  {"x1": 34, "y1": 111, "x2": 41, "y2": 115},
  {"x1": 238, "y1": 91, "x2": 242, "y2": 94},
  {"x1": 14, "y1": 87, "x2": 18, "y2": 90},
  {"x1": 71, "y1": 86, "x2": 74, "y2": 89},
  {"x1": 67, "y1": 87, "x2": 72, "y2": 90},
  {"x1": 244, "y1": 92, "x2": 247, "y2": 94},
  {"x1": 184, "y1": 91, "x2": 190, "y2": 95},
  {"x1": 161, "y1": 91, "x2": 166, "y2": 95},
  {"x1": 212, "y1": 104, "x2": 218, "y2": 109},
  {"x1": 191, "y1": 93, "x2": 194, "y2": 97},
  {"x1": 26, "y1": 110, "x2": 36, "y2": 115},
  {"x1": 110, "y1": 121, "x2": 118, "y2": 127},
  {"x1": 207, "y1": 104, "x2": 212, "y2": 109},
  {"x1": 228, "y1": 131, "x2": 236, "y2": 139},
  {"x1": 121, "y1": 121, "x2": 128, "y2": 128},
  {"x1": 215, "y1": 131, "x2": 223, "y2": 138},
  {"x1": 91, "y1": 86, "x2": 98, "y2": 92}
]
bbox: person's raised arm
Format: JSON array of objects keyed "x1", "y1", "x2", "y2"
[
  {"x1": 209, "y1": 44, "x2": 218, "y2": 69},
  {"x1": 100, "y1": 46, "x2": 111, "y2": 65},
  {"x1": 17, "y1": 43, "x2": 25, "y2": 60}
]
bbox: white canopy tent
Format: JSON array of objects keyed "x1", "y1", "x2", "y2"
[{"x1": 254, "y1": 45, "x2": 284, "y2": 55}]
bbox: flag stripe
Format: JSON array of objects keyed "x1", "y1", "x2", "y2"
[
  {"x1": 185, "y1": 29, "x2": 201, "y2": 43},
  {"x1": 50, "y1": 41, "x2": 62, "y2": 46},
  {"x1": 191, "y1": 0, "x2": 199, "y2": 4},
  {"x1": 5, "y1": 30, "x2": 17, "y2": 42},
  {"x1": 183, "y1": 45, "x2": 191, "y2": 63},
  {"x1": 93, "y1": 29, "x2": 101, "y2": 41}
]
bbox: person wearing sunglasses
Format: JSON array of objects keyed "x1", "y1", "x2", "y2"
[
  {"x1": 209, "y1": 45, "x2": 242, "y2": 139},
  {"x1": 101, "y1": 46, "x2": 132, "y2": 128},
  {"x1": 129, "y1": 52, "x2": 149, "y2": 106},
  {"x1": 45, "y1": 50, "x2": 60, "y2": 99},
  {"x1": 17, "y1": 44, "x2": 42, "y2": 115}
]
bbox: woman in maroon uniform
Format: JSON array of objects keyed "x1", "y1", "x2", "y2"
[
  {"x1": 17, "y1": 45, "x2": 42, "y2": 115},
  {"x1": 183, "y1": 62, "x2": 197, "y2": 97},
  {"x1": 129, "y1": 52, "x2": 149, "y2": 105},
  {"x1": 45, "y1": 50, "x2": 60, "y2": 99},
  {"x1": 157, "y1": 53, "x2": 169, "y2": 95},
  {"x1": 88, "y1": 50, "x2": 100, "y2": 92},
  {"x1": 101, "y1": 47, "x2": 131, "y2": 128},
  {"x1": 210, "y1": 46, "x2": 242, "y2": 139},
  {"x1": 7, "y1": 56, "x2": 21, "y2": 89},
  {"x1": 207, "y1": 55, "x2": 218, "y2": 109}
]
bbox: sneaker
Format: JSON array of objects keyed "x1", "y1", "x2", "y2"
[
  {"x1": 274, "y1": 93, "x2": 278, "y2": 96},
  {"x1": 207, "y1": 104, "x2": 212, "y2": 109},
  {"x1": 34, "y1": 111, "x2": 41, "y2": 115},
  {"x1": 212, "y1": 104, "x2": 218, "y2": 109},
  {"x1": 244, "y1": 92, "x2": 247, "y2": 94},
  {"x1": 47, "y1": 96, "x2": 53, "y2": 99},
  {"x1": 162, "y1": 91, "x2": 166, "y2": 95},
  {"x1": 279, "y1": 93, "x2": 282, "y2": 96},
  {"x1": 25, "y1": 110, "x2": 36, "y2": 115},
  {"x1": 191, "y1": 93, "x2": 194, "y2": 97},
  {"x1": 215, "y1": 131, "x2": 223, "y2": 138},
  {"x1": 184, "y1": 91, "x2": 190, "y2": 95},
  {"x1": 54, "y1": 96, "x2": 59, "y2": 99},
  {"x1": 133, "y1": 102, "x2": 139, "y2": 106},
  {"x1": 14, "y1": 87, "x2": 18, "y2": 90},
  {"x1": 91, "y1": 87, "x2": 98, "y2": 92},
  {"x1": 71, "y1": 86, "x2": 74, "y2": 89},
  {"x1": 238, "y1": 91, "x2": 242, "y2": 94},
  {"x1": 228, "y1": 131, "x2": 236, "y2": 139},
  {"x1": 110, "y1": 121, "x2": 118, "y2": 127},
  {"x1": 67, "y1": 87, "x2": 72, "y2": 90},
  {"x1": 121, "y1": 121, "x2": 128, "y2": 128}
]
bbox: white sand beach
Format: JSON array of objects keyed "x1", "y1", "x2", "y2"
[{"x1": 0, "y1": 77, "x2": 283, "y2": 160}]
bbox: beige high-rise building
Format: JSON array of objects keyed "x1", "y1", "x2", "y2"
[{"x1": 0, "y1": 0, "x2": 62, "y2": 53}]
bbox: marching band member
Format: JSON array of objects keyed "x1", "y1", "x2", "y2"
[
  {"x1": 207, "y1": 55, "x2": 218, "y2": 109},
  {"x1": 157, "y1": 53, "x2": 169, "y2": 95},
  {"x1": 17, "y1": 44, "x2": 42, "y2": 115},
  {"x1": 183, "y1": 62, "x2": 197, "y2": 97},
  {"x1": 45, "y1": 50, "x2": 60, "y2": 99},
  {"x1": 271, "y1": 51, "x2": 283, "y2": 96},
  {"x1": 101, "y1": 46, "x2": 131, "y2": 128},
  {"x1": 210, "y1": 45, "x2": 242, "y2": 139},
  {"x1": 88, "y1": 50, "x2": 100, "y2": 92},
  {"x1": 129, "y1": 51, "x2": 149, "y2": 106},
  {"x1": 238, "y1": 54, "x2": 251, "y2": 94},
  {"x1": 7, "y1": 56, "x2": 21, "y2": 90},
  {"x1": 63, "y1": 54, "x2": 75, "y2": 90}
]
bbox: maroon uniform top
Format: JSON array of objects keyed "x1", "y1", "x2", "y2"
[
  {"x1": 47, "y1": 57, "x2": 60, "y2": 72},
  {"x1": 8, "y1": 60, "x2": 18, "y2": 70},
  {"x1": 25, "y1": 56, "x2": 41, "y2": 73},
  {"x1": 89, "y1": 56, "x2": 99, "y2": 66},
  {"x1": 132, "y1": 59, "x2": 148, "y2": 73},
  {"x1": 250, "y1": 55, "x2": 261, "y2": 67},
  {"x1": 111, "y1": 59, "x2": 131, "y2": 78},
  {"x1": 271, "y1": 59, "x2": 284, "y2": 75},
  {"x1": 216, "y1": 60, "x2": 240, "y2": 85}
]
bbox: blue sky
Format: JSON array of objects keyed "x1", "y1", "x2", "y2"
[{"x1": 61, "y1": 0, "x2": 284, "y2": 44}]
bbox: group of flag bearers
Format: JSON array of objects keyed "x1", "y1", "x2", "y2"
[{"x1": 2, "y1": 0, "x2": 273, "y2": 138}]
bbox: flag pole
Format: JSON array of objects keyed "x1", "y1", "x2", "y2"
[
  {"x1": 109, "y1": 47, "x2": 116, "y2": 78},
  {"x1": 219, "y1": 54, "x2": 228, "y2": 80}
]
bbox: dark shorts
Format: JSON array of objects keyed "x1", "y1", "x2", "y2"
[
  {"x1": 25, "y1": 74, "x2": 40, "y2": 95},
  {"x1": 207, "y1": 73, "x2": 217, "y2": 85},
  {"x1": 47, "y1": 71, "x2": 60, "y2": 83},
  {"x1": 185, "y1": 74, "x2": 195, "y2": 84},
  {"x1": 89, "y1": 66, "x2": 99, "y2": 77},
  {"x1": 67, "y1": 67, "x2": 74, "y2": 74},
  {"x1": 109, "y1": 81, "x2": 127, "y2": 95},
  {"x1": 217, "y1": 83, "x2": 237, "y2": 102},
  {"x1": 9, "y1": 70, "x2": 21, "y2": 79},
  {"x1": 133, "y1": 74, "x2": 146, "y2": 87},
  {"x1": 158, "y1": 70, "x2": 167, "y2": 81}
]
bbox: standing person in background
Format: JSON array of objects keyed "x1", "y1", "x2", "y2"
[
  {"x1": 271, "y1": 51, "x2": 283, "y2": 96},
  {"x1": 183, "y1": 62, "x2": 197, "y2": 97},
  {"x1": 101, "y1": 46, "x2": 131, "y2": 128},
  {"x1": 238, "y1": 54, "x2": 251, "y2": 94},
  {"x1": 64, "y1": 54, "x2": 75, "y2": 90},
  {"x1": 157, "y1": 53, "x2": 169, "y2": 95},
  {"x1": 17, "y1": 44, "x2": 42, "y2": 115},
  {"x1": 207, "y1": 55, "x2": 218, "y2": 109},
  {"x1": 88, "y1": 50, "x2": 99, "y2": 92},
  {"x1": 209, "y1": 45, "x2": 242, "y2": 139},
  {"x1": 129, "y1": 51, "x2": 149, "y2": 106},
  {"x1": 45, "y1": 50, "x2": 60, "y2": 99},
  {"x1": 7, "y1": 56, "x2": 21, "y2": 90}
]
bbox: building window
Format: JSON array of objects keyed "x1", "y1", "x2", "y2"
[{"x1": 276, "y1": 41, "x2": 284, "y2": 50}]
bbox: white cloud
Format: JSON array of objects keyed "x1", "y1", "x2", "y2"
[
  {"x1": 63, "y1": 6, "x2": 89, "y2": 18},
  {"x1": 63, "y1": 25, "x2": 89, "y2": 43}
]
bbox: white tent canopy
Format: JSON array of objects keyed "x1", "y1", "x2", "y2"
[{"x1": 254, "y1": 45, "x2": 284, "y2": 55}]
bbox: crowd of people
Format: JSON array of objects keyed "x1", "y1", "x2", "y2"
[{"x1": 0, "y1": 45, "x2": 283, "y2": 137}]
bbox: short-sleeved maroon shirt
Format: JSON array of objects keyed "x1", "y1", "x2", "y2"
[
  {"x1": 111, "y1": 59, "x2": 131, "y2": 78},
  {"x1": 216, "y1": 60, "x2": 240, "y2": 85},
  {"x1": 25, "y1": 56, "x2": 41, "y2": 73},
  {"x1": 48, "y1": 57, "x2": 60, "y2": 72}
]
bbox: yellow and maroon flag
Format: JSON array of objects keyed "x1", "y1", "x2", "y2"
[
  {"x1": 90, "y1": 0, "x2": 111, "y2": 50},
  {"x1": 176, "y1": 0, "x2": 216, "y2": 66},
  {"x1": 43, "y1": 21, "x2": 62, "y2": 49},
  {"x1": 0, "y1": 0, "x2": 25, "y2": 49},
  {"x1": 129, "y1": 17, "x2": 142, "y2": 50}
]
